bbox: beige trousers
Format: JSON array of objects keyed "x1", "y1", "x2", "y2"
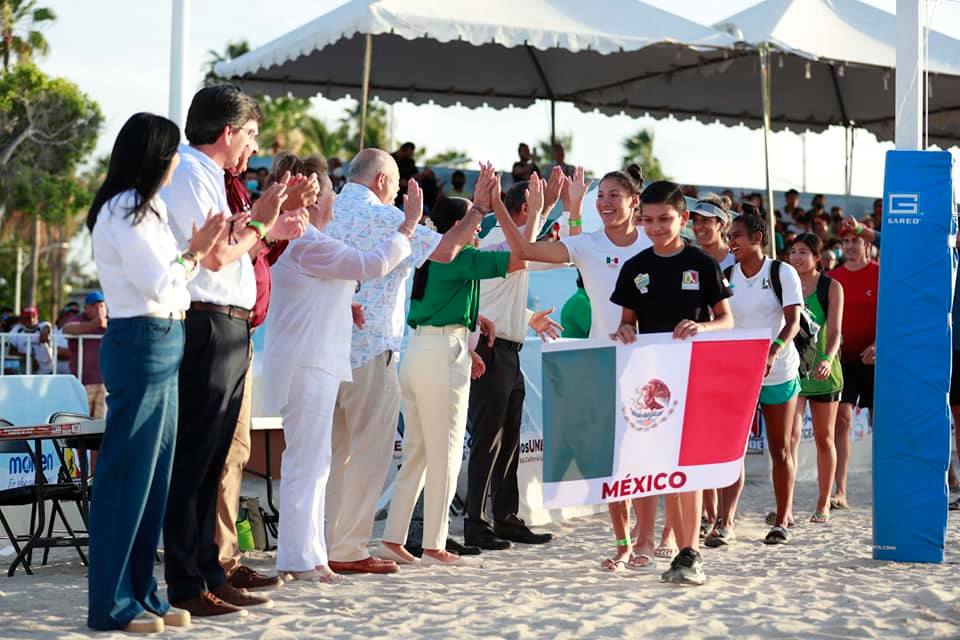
[
  {"x1": 383, "y1": 326, "x2": 471, "y2": 551},
  {"x1": 85, "y1": 383, "x2": 106, "y2": 419},
  {"x1": 325, "y1": 351, "x2": 402, "y2": 562},
  {"x1": 215, "y1": 348, "x2": 253, "y2": 575}
]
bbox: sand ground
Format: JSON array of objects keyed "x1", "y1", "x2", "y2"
[{"x1": 1, "y1": 473, "x2": 958, "y2": 639}]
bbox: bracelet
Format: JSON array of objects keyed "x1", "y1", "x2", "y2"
[
  {"x1": 568, "y1": 218, "x2": 582, "y2": 228},
  {"x1": 616, "y1": 537, "x2": 630, "y2": 547},
  {"x1": 176, "y1": 252, "x2": 197, "y2": 272},
  {"x1": 246, "y1": 220, "x2": 267, "y2": 240},
  {"x1": 819, "y1": 354, "x2": 832, "y2": 363},
  {"x1": 855, "y1": 224, "x2": 863, "y2": 237},
  {"x1": 469, "y1": 204, "x2": 490, "y2": 216},
  {"x1": 773, "y1": 338, "x2": 785, "y2": 349}
]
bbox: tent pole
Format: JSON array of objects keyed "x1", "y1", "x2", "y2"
[
  {"x1": 759, "y1": 43, "x2": 776, "y2": 257},
  {"x1": 550, "y1": 99, "x2": 557, "y2": 145},
  {"x1": 359, "y1": 34, "x2": 372, "y2": 150}
]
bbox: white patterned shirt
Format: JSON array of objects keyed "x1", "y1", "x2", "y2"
[{"x1": 324, "y1": 183, "x2": 441, "y2": 369}]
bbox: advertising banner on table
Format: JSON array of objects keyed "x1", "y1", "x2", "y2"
[{"x1": 540, "y1": 330, "x2": 769, "y2": 508}]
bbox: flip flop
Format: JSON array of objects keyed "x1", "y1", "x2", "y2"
[
  {"x1": 829, "y1": 498, "x2": 849, "y2": 510},
  {"x1": 763, "y1": 526, "x2": 790, "y2": 545},
  {"x1": 600, "y1": 557, "x2": 627, "y2": 572},
  {"x1": 704, "y1": 527, "x2": 736, "y2": 548},
  {"x1": 809, "y1": 513, "x2": 830, "y2": 524},
  {"x1": 654, "y1": 545, "x2": 678, "y2": 560},
  {"x1": 627, "y1": 553, "x2": 657, "y2": 571}
]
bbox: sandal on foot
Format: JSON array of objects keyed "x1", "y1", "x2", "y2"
[
  {"x1": 829, "y1": 497, "x2": 849, "y2": 510},
  {"x1": 810, "y1": 512, "x2": 830, "y2": 524},
  {"x1": 949, "y1": 498, "x2": 960, "y2": 511},
  {"x1": 699, "y1": 517, "x2": 711, "y2": 539},
  {"x1": 654, "y1": 545, "x2": 678, "y2": 560},
  {"x1": 763, "y1": 526, "x2": 791, "y2": 545},
  {"x1": 600, "y1": 557, "x2": 627, "y2": 572},
  {"x1": 704, "y1": 527, "x2": 736, "y2": 548},
  {"x1": 627, "y1": 553, "x2": 656, "y2": 571}
]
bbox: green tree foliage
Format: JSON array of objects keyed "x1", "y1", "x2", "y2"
[
  {"x1": 536, "y1": 133, "x2": 573, "y2": 165},
  {"x1": 0, "y1": 0, "x2": 55, "y2": 70},
  {"x1": 420, "y1": 149, "x2": 471, "y2": 168},
  {"x1": 622, "y1": 129, "x2": 668, "y2": 181}
]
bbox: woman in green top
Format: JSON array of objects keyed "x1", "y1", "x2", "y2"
[
  {"x1": 560, "y1": 271, "x2": 591, "y2": 338},
  {"x1": 788, "y1": 233, "x2": 844, "y2": 523},
  {"x1": 380, "y1": 189, "x2": 533, "y2": 567}
]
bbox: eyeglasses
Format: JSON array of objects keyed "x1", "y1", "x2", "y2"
[{"x1": 236, "y1": 126, "x2": 259, "y2": 143}]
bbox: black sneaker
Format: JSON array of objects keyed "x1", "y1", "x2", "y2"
[
  {"x1": 949, "y1": 497, "x2": 960, "y2": 512},
  {"x1": 660, "y1": 547, "x2": 706, "y2": 586},
  {"x1": 493, "y1": 516, "x2": 553, "y2": 545},
  {"x1": 446, "y1": 537, "x2": 483, "y2": 555},
  {"x1": 464, "y1": 527, "x2": 511, "y2": 551}
]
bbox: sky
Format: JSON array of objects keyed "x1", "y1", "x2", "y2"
[{"x1": 34, "y1": 0, "x2": 960, "y2": 200}]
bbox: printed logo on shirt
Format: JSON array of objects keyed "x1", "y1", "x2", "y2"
[
  {"x1": 606, "y1": 256, "x2": 621, "y2": 268},
  {"x1": 634, "y1": 273, "x2": 650, "y2": 294},
  {"x1": 681, "y1": 270, "x2": 700, "y2": 291}
]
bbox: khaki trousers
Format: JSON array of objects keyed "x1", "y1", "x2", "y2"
[
  {"x1": 215, "y1": 348, "x2": 253, "y2": 576},
  {"x1": 383, "y1": 327, "x2": 471, "y2": 551},
  {"x1": 325, "y1": 351, "x2": 402, "y2": 562}
]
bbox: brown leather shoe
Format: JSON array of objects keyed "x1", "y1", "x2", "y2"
[
  {"x1": 172, "y1": 592, "x2": 248, "y2": 618},
  {"x1": 211, "y1": 583, "x2": 273, "y2": 608},
  {"x1": 228, "y1": 565, "x2": 284, "y2": 591},
  {"x1": 328, "y1": 557, "x2": 399, "y2": 574}
]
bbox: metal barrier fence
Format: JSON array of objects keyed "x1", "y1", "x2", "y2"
[{"x1": 0, "y1": 332, "x2": 103, "y2": 384}]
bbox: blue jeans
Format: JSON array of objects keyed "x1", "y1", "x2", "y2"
[{"x1": 87, "y1": 316, "x2": 184, "y2": 630}]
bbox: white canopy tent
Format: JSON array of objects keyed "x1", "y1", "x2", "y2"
[{"x1": 213, "y1": 0, "x2": 738, "y2": 146}]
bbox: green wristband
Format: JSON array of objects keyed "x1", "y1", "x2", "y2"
[
  {"x1": 819, "y1": 354, "x2": 832, "y2": 363},
  {"x1": 616, "y1": 537, "x2": 630, "y2": 546},
  {"x1": 246, "y1": 220, "x2": 267, "y2": 240},
  {"x1": 773, "y1": 338, "x2": 785, "y2": 348},
  {"x1": 568, "y1": 218, "x2": 582, "y2": 228}
]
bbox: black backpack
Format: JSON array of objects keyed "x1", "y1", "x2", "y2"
[{"x1": 724, "y1": 260, "x2": 828, "y2": 378}]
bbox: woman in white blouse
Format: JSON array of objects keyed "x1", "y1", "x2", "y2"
[{"x1": 86, "y1": 113, "x2": 226, "y2": 634}]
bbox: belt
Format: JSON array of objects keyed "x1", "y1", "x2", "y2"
[
  {"x1": 486, "y1": 336, "x2": 523, "y2": 352},
  {"x1": 189, "y1": 302, "x2": 252, "y2": 322},
  {"x1": 145, "y1": 310, "x2": 186, "y2": 320},
  {"x1": 414, "y1": 325, "x2": 469, "y2": 340}
]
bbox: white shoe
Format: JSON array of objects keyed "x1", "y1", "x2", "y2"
[
  {"x1": 374, "y1": 543, "x2": 421, "y2": 565},
  {"x1": 161, "y1": 606, "x2": 190, "y2": 627},
  {"x1": 124, "y1": 611, "x2": 164, "y2": 634}
]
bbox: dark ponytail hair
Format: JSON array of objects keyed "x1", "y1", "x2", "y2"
[
  {"x1": 792, "y1": 232, "x2": 823, "y2": 257},
  {"x1": 600, "y1": 163, "x2": 644, "y2": 196},
  {"x1": 410, "y1": 197, "x2": 470, "y2": 300},
  {"x1": 732, "y1": 209, "x2": 769, "y2": 248},
  {"x1": 86, "y1": 112, "x2": 181, "y2": 232}
]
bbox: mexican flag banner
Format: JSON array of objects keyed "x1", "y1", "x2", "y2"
[{"x1": 541, "y1": 330, "x2": 770, "y2": 508}]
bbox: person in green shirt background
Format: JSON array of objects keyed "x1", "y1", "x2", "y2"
[
  {"x1": 560, "y1": 270, "x2": 591, "y2": 338},
  {"x1": 788, "y1": 233, "x2": 844, "y2": 524},
  {"x1": 380, "y1": 173, "x2": 537, "y2": 567}
]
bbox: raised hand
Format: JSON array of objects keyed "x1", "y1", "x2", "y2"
[
  {"x1": 472, "y1": 161, "x2": 496, "y2": 211},
  {"x1": 544, "y1": 165, "x2": 565, "y2": 212},
  {"x1": 283, "y1": 173, "x2": 320, "y2": 211},
  {"x1": 529, "y1": 308, "x2": 562, "y2": 342},
  {"x1": 525, "y1": 173, "x2": 545, "y2": 219},
  {"x1": 188, "y1": 211, "x2": 228, "y2": 260},
  {"x1": 251, "y1": 178, "x2": 289, "y2": 229},
  {"x1": 402, "y1": 178, "x2": 424, "y2": 233},
  {"x1": 268, "y1": 208, "x2": 309, "y2": 241},
  {"x1": 563, "y1": 166, "x2": 592, "y2": 214}
]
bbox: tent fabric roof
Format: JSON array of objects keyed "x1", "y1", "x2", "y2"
[
  {"x1": 216, "y1": 0, "x2": 735, "y2": 78},
  {"x1": 716, "y1": 0, "x2": 960, "y2": 75}
]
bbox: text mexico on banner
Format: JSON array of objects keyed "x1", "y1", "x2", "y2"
[{"x1": 541, "y1": 330, "x2": 769, "y2": 508}]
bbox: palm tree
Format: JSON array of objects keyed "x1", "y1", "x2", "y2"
[
  {"x1": 338, "y1": 100, "x2": 388, "y2": 156},
  {"x1": 0, "y1": 0, "x2": 56, "y2": 70},
  {"x1": 622, "y1": 129, "x2": 668, "y2": 181},
  {"x1": 204, "y1": 40, "x2": 250, "y2": 84}
]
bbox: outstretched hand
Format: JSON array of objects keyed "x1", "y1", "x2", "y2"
[{"x1": 529, "y1": 308, "x2": 562, "y2": 341}]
